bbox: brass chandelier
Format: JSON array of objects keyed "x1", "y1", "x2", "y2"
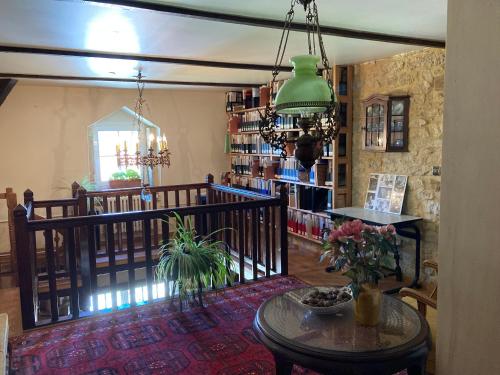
[
  {"x1": 259, "y1": 0, "x2": 340, "y2": 169},
  {"x1": 116, "y1": 71, "x2": 171, "y2": 169}
]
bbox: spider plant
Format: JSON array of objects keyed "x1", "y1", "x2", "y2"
[{"x1": 156, "y1": 213, "x2": 235, "y2": 311}]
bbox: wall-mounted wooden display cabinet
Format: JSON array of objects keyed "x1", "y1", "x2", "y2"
[{"x1": 362, "y1": 94, "x2": 410, "y2": 152}]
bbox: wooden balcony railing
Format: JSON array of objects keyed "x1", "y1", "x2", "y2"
[{"x1": 13, "y1": 176, "x2": 288, "y2": 329}]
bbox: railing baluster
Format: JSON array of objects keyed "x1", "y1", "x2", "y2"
[
  {"x1": 66, "y1": 227, "x2": 79, "y2": 319},
  {"x1": 244, "y1": 206, "x2": 249, "y2": 257},
  {"x1": 163, "y1": 191, "x2": 169, "y2": 209},
  {"x1": 126, "y1": 221, "x2": 136, "y2": 306},
  {"x1": 264, "y1": 207, "x2": 271, "y2": 277},
  {"x1": 251, "y1": 209, "x2": 258, "y2": 280},
  {"x1": 115, "y1": 195, "x2": 122, "y2": 251},
  {"x1": 103, "y1": 196, "x2": 108, "y2": 213},
  {"x1": 257, "y1": 208, "x2": 262, "y2": 263},
  {"x1": 238, "y1": 209, "x2": 245, "y2": 283},
  {"x1": 279, "y1": 186, "x2": 289, "y2": 275},
  {"x1": 46, "y1": 207, "x2": 52, "y2": 219},
  {"x1": 196, "y1": 188, "x2": 201, "y2": 204},
  {"x1": 152, "y1": 192, "x2": 159, "y2": 249},
  {"x1": 44, "y1": 229, "x2": 58, "y2": 322},
  {"x1": 185, "y1": 189, "x2": 191, "y2": 206},
  {"x1": 271, "y1": 206, "x2": 277, "y2": 272},
  {"x1": 144, "y1": 219, "x2": 153, "y2": 302},
  {"x1": 87, "y1": 224, "x2": 98, "y2": 312},
  {"x1": 175, "y1": 190, "x2": 180, "y2": 207},
  {"x1": 89, "y1": 197, "x2": 95, "y2": 213},
  {"x1": 106, "y1": 223, "x2": 117, "y2": 309}
]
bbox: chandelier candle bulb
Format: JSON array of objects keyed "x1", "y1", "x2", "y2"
[{"x1": 149, "y1": 134, "x2": 155, "y2": 149}]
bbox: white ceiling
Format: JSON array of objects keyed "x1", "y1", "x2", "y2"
[{"x1": 0, "y1": 0, "x2": 447, "y2": 89}]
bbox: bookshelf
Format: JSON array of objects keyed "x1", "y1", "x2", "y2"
[{"x1": 225, "y1": 65, "x2": 353, "y2": 244}]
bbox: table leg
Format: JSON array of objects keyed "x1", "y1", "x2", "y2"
[
  {"x1": 396, "y1": 225, "x2": 421, "y2": 289},
  {"x1": 407, "y1": 360, "x2": 427, "y2": 375},
  {"x1": 273, "y1": 354, "x2": 293, "y2": 375},
  {"x1": 393, "y1": 243, "x2": 402, "y2": 281}
]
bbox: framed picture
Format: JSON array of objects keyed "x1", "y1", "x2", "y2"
[{"x1": 364, "y1": 173, "x2": 407, "y2": 215}]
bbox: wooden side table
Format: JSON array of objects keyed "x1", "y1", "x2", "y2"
[{"x1": 254, "y1": 287, "x2": 431, "y2": 375}]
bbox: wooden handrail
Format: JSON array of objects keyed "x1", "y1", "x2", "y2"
[
  {"x1": 83, "y1": 182, "x2": 211, "y2": 197},
  {"x1": 27, "y1": 198, "x2": 280, "y2": 230}
]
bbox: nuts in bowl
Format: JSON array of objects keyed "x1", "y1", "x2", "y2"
[
  {"x1": 301, "y1": 288, "x2": 352, "y2": 308},
  {"x1": 284, "y1": 286, "x2": 352, "y2": 314}
]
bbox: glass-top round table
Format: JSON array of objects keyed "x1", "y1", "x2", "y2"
[{"x1": 253, "y1": 287, "x2": 431, "y2": 375}]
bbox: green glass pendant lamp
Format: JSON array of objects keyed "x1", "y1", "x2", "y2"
[
  {"x1": 275, "y1": 55, "x2": 332, "y2": 116},
  {"x1": 259, "y1": 0, "x2": 339, "y2": 169}
]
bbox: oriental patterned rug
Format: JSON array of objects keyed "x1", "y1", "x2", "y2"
[{"x1": 9, "y1": 276, "x2": 407, "y2": 375}]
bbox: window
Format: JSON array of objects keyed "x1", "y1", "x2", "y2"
[
  {"x1": 97, "y1": 130, "x2": 140, "y2": 182},
  {"x1": 88, "y1": 107, "x2": 159, "y2": 188}
]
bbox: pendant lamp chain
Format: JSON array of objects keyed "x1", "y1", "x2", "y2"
[{"x1": 259, "y1": 0, "x2": 340, "y2": 166}]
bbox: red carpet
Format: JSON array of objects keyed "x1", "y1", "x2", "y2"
[{"x1": 9, "y1": 276, "x2": 407, "y2": 374}]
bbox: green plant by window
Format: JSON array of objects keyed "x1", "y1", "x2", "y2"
[
  {"x1": 110, "y1": 169, "x2": 141, "y2": 180},
  {"x1": 156, "y1": 213, "x2": 235, "y2": 311}
]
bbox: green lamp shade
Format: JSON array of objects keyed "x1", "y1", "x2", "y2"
[{"x1": 275, "y1": 54, "x2": 332, "y2": 116}]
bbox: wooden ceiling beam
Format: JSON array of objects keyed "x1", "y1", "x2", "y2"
[
  {"x1": 0, "y1": 73, "x2": 260, "y2": 88},
  {"x1": 0, "y1": 45, "x2": 292, "y2": 72},
  {"x1": 85, "y1": 0, "x2": 445, "y2": 48},
  {"x1": 0, "y1": 79, "x2": 17, "y2": 106}
]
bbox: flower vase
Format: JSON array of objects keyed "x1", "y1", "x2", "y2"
[{"x1": 354, "y1": 283, "x2": 382, "y2": 326}]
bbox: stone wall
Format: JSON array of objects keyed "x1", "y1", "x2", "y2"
[{"x1": 352, "y1": 48, "x2": 445, "y2": 275}]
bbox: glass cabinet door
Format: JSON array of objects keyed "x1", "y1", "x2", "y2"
[
  {"x1": 362, "y1": 95, "x2": 388, "y2": 151},
  {"x1": 387, "y1": 96, "x2": 410, "y2": 152}
]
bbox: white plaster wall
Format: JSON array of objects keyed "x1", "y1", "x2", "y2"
[
  {"x1": 437, "y1": 0, "x2": 500, "y2": 373},
  {"x1": 0, "y1": 84, "x2": 228, "y2": 252}
]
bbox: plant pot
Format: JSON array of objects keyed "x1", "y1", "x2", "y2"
[
  {"x1": 354, "y1": 283, "x2": 382, "y2": 326},
  {"x1": 108, "y1": 179, "x2": 142, "y2": 189}
]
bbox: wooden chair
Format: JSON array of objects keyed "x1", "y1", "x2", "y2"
[{"x1": 400, "y1": 259, "x2": 438, "y2": 317}]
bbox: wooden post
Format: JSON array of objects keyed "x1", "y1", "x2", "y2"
[
  {"x1": 13, "y1": 204, "x2": 37, "y2": 329},
  {"x1": 205, "y1": 173, "x2": 215, "y2": 204},
  {"x1": 279, "y1": 185, "x2": 289, "y2": 276},
  {"x1": 23, "y1": 189, "x2": 34, "y2": 219},
  {"x1": 76, "y1": 188, "x2": 91, "y2": 310},
  {"x1": 2, "y1": 188, "x2": 18, "y2": 275}
]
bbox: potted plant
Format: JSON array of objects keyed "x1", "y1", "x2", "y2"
[
  {"x1": 322, "y1": 219, "x2": 396, "y2": 325},
  {"x1": 108, "y1": 169, "x2": 142, "y2": 189},
  {"x1": 156, "y1": 213, "x2": 235, "y2": 311}
]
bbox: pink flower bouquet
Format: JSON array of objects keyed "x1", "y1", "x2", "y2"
[{"x1": 322, "y1": 219, "x2": 397, "y2": 298}]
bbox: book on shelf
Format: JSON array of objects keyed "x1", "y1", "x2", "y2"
[
  {"x1": 230, "y1": 134, "x2": 272, "y2": 155},
  {"x1": 287, "y1": 208, "x2": 331, "y2": 241},
  {"x1": 231, "y1": 175, "x2": 272, "y2": 195}
]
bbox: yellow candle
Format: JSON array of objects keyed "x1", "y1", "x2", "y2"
[
  {"x1": 148, "y1": 134, "x2": 155, "y2": 149},
  {"x1": 124, "y1": 141, "x2": 128, "y2": 152},
  {"x1": 116, "y1": 143, "x2": 120, "y2": 154}
]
